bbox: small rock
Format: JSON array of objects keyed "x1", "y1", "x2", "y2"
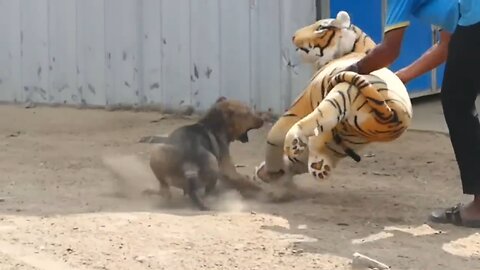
[
  {"x1": 134, "y1": 256, "x2": 147, "y2": 263},
  {"x1": 352, "y1": 252, "x2": 390, "y2": 270},
  {"x1": 297, "y1": 224, "x2": 308, "y2": 230},
  {"x1": 292, "y1": 249, "x2": 304, "y2": 254},
  {"x1": 372, "y1": 172, "x2": 392, "y2": 177},
  {"x1": 149, "y1": 116, "x2": 167, "y2": 123},
  {"x1": 6, "y1": 131, "x2": 23, "y2": 138},
  {"x1": 24, "y1": 102, "x2": 35, "y2": 109}
]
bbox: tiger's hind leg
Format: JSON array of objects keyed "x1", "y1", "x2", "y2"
[{"x1": 284, "y1": 84, "x2": 352, "y2": 160}]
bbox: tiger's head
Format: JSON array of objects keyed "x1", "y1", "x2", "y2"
[{"x1": 292, "y1": 11, "x2": 376, "y2": 69}]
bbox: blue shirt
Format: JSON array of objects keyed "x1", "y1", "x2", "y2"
[
  {"x1": 385, "y1": 0, "x2": 459, "y2": 33},
  {"x1": 459, "y1": 0, "x2": 480, "y2": 26}
]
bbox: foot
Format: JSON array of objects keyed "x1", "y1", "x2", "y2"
[
  {"x1": 429, "y1": 200, "x2": 480, "y2": 228},
  {"x1": 254, "y1": 162, "x2": 285, "y2": 183}
]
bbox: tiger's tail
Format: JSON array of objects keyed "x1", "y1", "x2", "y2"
[{"x1": 328, "y1": 71, "x2": 394, "y2": 122}]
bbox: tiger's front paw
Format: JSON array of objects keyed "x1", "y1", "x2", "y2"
[{"x1": 284, "y1": 127, "x2": 308, "y2": 160}]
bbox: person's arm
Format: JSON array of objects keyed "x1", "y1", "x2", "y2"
[
  {"x1": 345, "y1": 0, "x2": 413, "y2": 74},
  {"x1": 395, "y1": 30, "x2": 451, "y2": 83},
  {"x1": 352, "y1": 28, "x2": 407, "y2": 74}
]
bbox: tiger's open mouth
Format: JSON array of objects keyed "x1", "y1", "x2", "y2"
[
  {"x1": 296, "y1": 47, "x2": 310, "y2": 54},
  {"x1": 295, "y1": 47, "x2": 321, "y2": 65}
]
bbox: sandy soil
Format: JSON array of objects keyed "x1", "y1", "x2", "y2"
[{"x1": 0, "y1": 104, "x2": 479, "y2": 270}]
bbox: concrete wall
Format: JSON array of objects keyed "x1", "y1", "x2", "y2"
[{"x1": 0, "y1": 0, "x2": 317, "y2": 113}]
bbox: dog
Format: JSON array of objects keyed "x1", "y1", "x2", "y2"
[{"x1": 149, "y1": 97, "x2": 264, "y2": 210}]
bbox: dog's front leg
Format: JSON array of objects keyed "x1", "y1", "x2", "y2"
[{"x1": 219, "y1": 155, "x2": 261, "y2": 192}]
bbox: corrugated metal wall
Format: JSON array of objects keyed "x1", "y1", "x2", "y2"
[{"x1": 0, "y1": 0, "x2": 316, "y2": 114}]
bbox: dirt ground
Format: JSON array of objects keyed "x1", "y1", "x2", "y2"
[{"x1": 0, "y1": 104, "x2": 479, "y2": 270}]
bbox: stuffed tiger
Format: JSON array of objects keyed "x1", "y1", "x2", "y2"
[{"x1": 254, "y1": 11, "x2": 412, "y2": 184}]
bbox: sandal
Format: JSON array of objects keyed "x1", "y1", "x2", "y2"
[{"x1": 429, "y1": 203, "x2": 480, "y2": 228}]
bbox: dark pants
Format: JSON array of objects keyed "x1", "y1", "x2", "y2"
[{"x1": 441, "y1": 22, "x2": 480, "y2": 195}]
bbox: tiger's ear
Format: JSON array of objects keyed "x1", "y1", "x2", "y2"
[{"x1": 332, "y1": 11, "x2": 350, "y2": 28}]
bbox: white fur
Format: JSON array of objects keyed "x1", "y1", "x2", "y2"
[
  {"x1": 333, "y1": 11, "x2": 351, "y2": 28},
  {"x1": 336, "y1": 28, "x2": 357, "y2": 56}
]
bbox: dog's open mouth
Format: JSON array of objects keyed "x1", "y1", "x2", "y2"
[
  {"x1": 239, "y1": 128, "x2": 256, "y2": 143},
  {"x1": 238, "y1": 132, "x2": 249, "y2": 143}
]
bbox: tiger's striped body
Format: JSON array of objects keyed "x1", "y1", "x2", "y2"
[{"x1": 255, "y1": 11, "x2": 412, "y2": 182}]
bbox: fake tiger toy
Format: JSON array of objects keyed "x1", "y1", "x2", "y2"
[{"x1": 254, "y1": 11, "x2": 412, "y2": 183}]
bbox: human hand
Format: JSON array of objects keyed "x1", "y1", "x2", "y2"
[
  {"x1": 395, "y1": 69, "x2": 412, "y2": 84},
  {"x1": 341, "y1": 62, "x2": 360, "y2": 73}
]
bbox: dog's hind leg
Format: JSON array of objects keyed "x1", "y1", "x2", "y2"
[
  {"x1": 182, "y1": 150, "x2": 219, "y2": 210},
  {"x1": 184, "y1": 163, "x2": 210, "y2": 211},
  {"x1": 197, "y1": 152, "x2": 220, "y2": 197},
  {"x1": 150, "y1": 143, "x2": 181, "y2": 201}
]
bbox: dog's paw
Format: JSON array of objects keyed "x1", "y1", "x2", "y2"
[
  {"x1": 159, "y1": 188, "x2": 173, "y2": 200},
  {"x1": 284, "y1": 127, "x2": 308, "y2": 160},
  {"x1": 142, "y1": 189, "x2": 161, "y2": 196},
  {"x1": 228, "y1": 174, "x2": 262, "y2": 193},
  {"x1": 197, "y1": 204, "x2": 210, "y2": 211},
  {"x1": 241, "y1": 174, "x2": 263, "y2": 191},
  {"x1": 308, "y1": 159, "x2": 331, "y2": 180}
]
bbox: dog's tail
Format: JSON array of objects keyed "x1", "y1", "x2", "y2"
[{"x1": 183, "y1": 163, "x2": 209, "y2": 211}]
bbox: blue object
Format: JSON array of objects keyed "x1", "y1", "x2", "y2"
[
  {"x1": 330, "y1": 0, "x2": 383, "y2": 43},
  {"x1": 329, "y1": 0, "x2": 444, "y2": 96},
  {"x1": 385, "y1": 0, "x2": 459, "y2": 33},
  {"x1": 459, "y1": 0, "x2": 480, "y2": 26}
]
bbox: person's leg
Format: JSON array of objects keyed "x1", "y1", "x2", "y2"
[{"x1": 431, "y1": 23, "x2": 480, "y2": 226}]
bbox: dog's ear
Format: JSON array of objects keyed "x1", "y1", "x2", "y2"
[
  {"x1": 215, "y1": 96, "x2": 227, "y2": 103},
  {"x1": 201, "y1": 105, "x2": 227, "y2": 129}
]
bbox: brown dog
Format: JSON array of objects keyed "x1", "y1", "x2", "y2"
[{"x1": 149, "y1": 97, "x2": 264, "y2": 210}]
